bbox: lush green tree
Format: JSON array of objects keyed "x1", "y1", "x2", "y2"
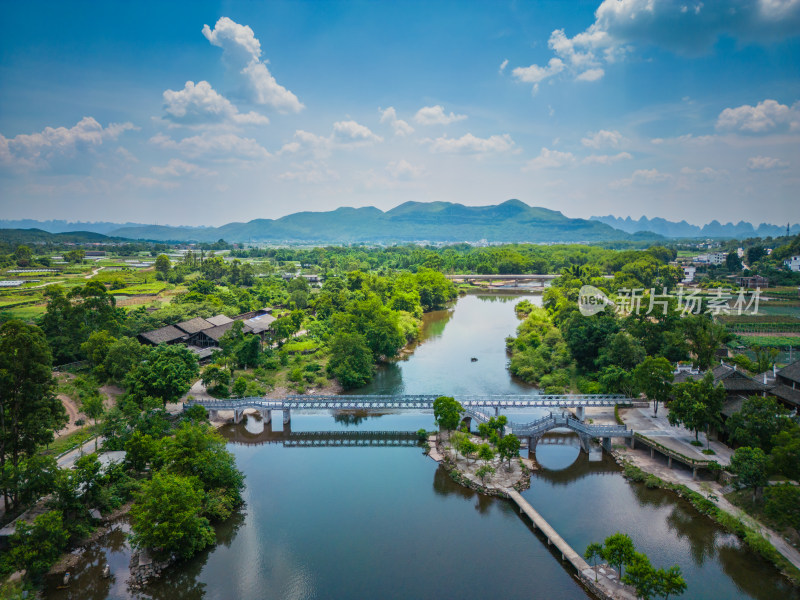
[
  {"x1": 725, "y1": 251, "x2": 743, "y2": 272},
  {"x1": 459, "y1": 438, "x2": 479, "y2": 463},
  {"x1": 433, "y1": 396, "x2": 463, "y2": 431},
  {"x1": 562, "y1": 312, "x2": 620, "y2": 371},
  {"x1": 81, "y1": 330, "x2": 117, "y2": 379},
  {"x1": 726, "y1": 396, "x2": 792, "y2": 452},
  {"x1": 653, "y1": 565, "x2": 687, "y2": 600},
  {"x1": 598, "y1": 331, "x2": 646, "y2": 371},
  {"x1": 154, "y1": 254, "x2": 171, "y2": 277},
  {"x1": 633, "y1": 356, "x2": 674, "y2": 416},
  {"x1": 81, "y1": 393, "x2": 105, "y2": 450},
  {"x1": 622, "y1": 552, "x2": 656, "y2": 600},
  {"x1": 103, "y1": 336, "x2": 145, "y2": 383},
  {"x1": 764, "y1": 483, "x2": 800, "y2": 530},
  {"x1": 0, "y1": 320, "x2": 66, "y2": 512},
  {"x1": 747, "y1": 246, "x2": 767, "y2": 265},
  {"x1": 585, "y1": 542, "x2": 604, "y2": 581},
  {"x1": 129, "y1": 472, "x2": 215, "y2": 558},
  {"x1": 270, "y1": 315, "x2": 300, "y2": 345},
  {"x1": 125, "y1": 430, "x2": 158, "y2": 472},
  {"x1": 13, "y1": 245, "x2": 32, "y2": 267},
  {"x1": 160, "y1": 422, "x2": 245, "y2": 506},
  {"x1": 497, "y1": 434, "x2": 521, "y2": 469},
  {"x1": 730, "y1": 446, "x2": 768, "y2": 500},
  {"x1": 682, "y1": 315, "x2": 730, "y2": 370},
  {"x1": 200, "y1": 255, "x2": 228, "y2": 281},
  {"x1": 477, "y1": 443, "x2": 495, "y2": 464},
  {"x1": 16, "y1": 455, "x2": 59, "y2": 507},
  {"x1": 201, "y1": 364, "x2": 231, "y2": 391},
  {"x1": 1, "y1": 510, "x2": 70, "y2": 580},
  {"x1": 668, "y1": 372, "x2": 724, "y2": 446},
  {"x1": 40, "y1": 282, "x2": 124, "y2": 363},
  {"x1": 476, "y1": 464, "x2": 495, "y2": 483},
  {"x1": 598, "y1": 365, "x2": 637, "y2": 396},
  {"x1": 770, "y1": 426, "x2": 800, "y2": 480},
  {"x1": 327, "y1": 332, "x2": 375, "y2": 389},
  {"x1": 601, "y1": 532, "x2": 635, "y2": 578},
  {"x1": 126, "y1": 344, "x2": 199, "y2": 406},
  {"x1": 232, "y1": 376, "x2": 247, "y2": 397}
]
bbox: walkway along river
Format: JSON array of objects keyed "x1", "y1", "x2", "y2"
[{"x1": 45, "y1": 293, "x2": 800, "y2": 599}]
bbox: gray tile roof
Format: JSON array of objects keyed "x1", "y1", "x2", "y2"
[
  {"x1": 777, "y1": 360, "x2": 800, "y2": 385},
  {"x1": 674, "y1": 363, "x2": 766, "y2": 391},
  {"x1": 206, "y1": 314, "x2": 234, "y2": 327},
  {"x1": 175, "y1": 317, "x2": 214, "y2": 334},
  {"x1": 244, "y1": 313, "x2": 276, "y2": 334},
  {"x1": 769, "y1": 383, "x2": 800, "y2": 408},
  {"x1": 138, "y1": 325, "x2": 187, "y2": 345},
  {"x1": 201, "y1": 321, "x2": 253, "y2": 342}
]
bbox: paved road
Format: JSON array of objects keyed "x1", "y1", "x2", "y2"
[
  {"x1": 57, "y1": 436, "x2": 105, "y2": 469},
  {"x1": 621, "y1": 406, "x2": 734, "y2": 466}
]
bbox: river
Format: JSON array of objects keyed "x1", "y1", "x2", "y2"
[{"x1": 45, "y1": 292, "x2": 799, "y2": 599}]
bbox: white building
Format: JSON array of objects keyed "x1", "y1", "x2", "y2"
[
  {"x1": 682, "y1": 265, "x2": 696, "y2": 283},
  {"x1": 694, "y1": 252, "x2": 727, "y2": 265},
  {"x1": 785, "y1": 255, "x2": 800, "y2": 272}
]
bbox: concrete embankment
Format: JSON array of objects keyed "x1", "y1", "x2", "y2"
[{"x1": 505, "y1": 488, "x2": 636, "y2": 600}]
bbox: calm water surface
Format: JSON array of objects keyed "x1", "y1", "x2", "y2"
[{"x1": 46, "y1": 293, "x2": 799, "y2": 599}]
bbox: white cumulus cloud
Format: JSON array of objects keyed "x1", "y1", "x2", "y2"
[
  {"x1": 150, "y1": 132, "x2": 270, "y2": 160},
  {"x1": 511, "y1": 1, "x2": 800, "y2": 92},
  {"x1": 414, "y1": 105, "x2": 467, "y2": 125},
  {"x1": 0, "y1": 117, "x2": 136, "y2": 171},
  {"x1": 387, "y1": 159, "x2": 423, "y2": 180},
  {"x1": 162, "y1": 80, "x2": 269, "y2": 127},
  {"x1": 202, "y1": 17, "x2": 304, "y2": 113},
  {"x1": 380, "y1": 107, "x2": 414, "y2": 136},
  {"x1": 280, "y1": 121, "x2": 383, "y2": 159},
  {"x1": 425, "y1": 133, "x2": 515, "y2": 154},
  {"x1": 512, "y1": 58, "x2": 565, "y2": 93},
  {"x1": 525, "y1": 147, "x2": 576, "y2": 170},
  {"x1": 611, "y1": 168, "x2": 673, "y2": 188},
  {"x1": 747, "y1": 155, "x2": 790, "y2": 170},
  {"x1": 150, "y1": 158, "x2": 217, "y2": 177},
  {"x1": 581, "y1": 129, "x2": 623, "y2": 149},
  {"x1": 582, "y1": 152, "x2": 632, "y2": 165},
  {"x1": 716, "y1": 99, "x2": 800, "y2": 134}
]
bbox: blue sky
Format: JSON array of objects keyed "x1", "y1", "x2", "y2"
[{"x1": 1, "y1": 0, "x2": 798, "y2": 227}]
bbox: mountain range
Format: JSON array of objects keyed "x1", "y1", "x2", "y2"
[
  {"x1": 592, "y1": 215, "x2": 800, "y2": 239},
  {"x1": 3, "y1": 201, "x2": 796, "y2": 244},
  {"x1": 105, "y1": 200, "x2": 634, "y2": 243}
]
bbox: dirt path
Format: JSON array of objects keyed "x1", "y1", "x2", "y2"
[{"x1": 85, "y1": 266, "x2": 105, "y2": 279}]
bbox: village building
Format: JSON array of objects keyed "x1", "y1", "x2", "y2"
[
  {"x1": 769, "y1": 360, "x2": 800, "y2": 413},
  {"x1": 191, "y1": 321, "x2": 254, "y2": 348},
  {"x1": 673, "y1": 362, "x2": 767, "y2": 423},
  {"x1": 734, "y1": 275, "x2": 769, "y2": 289}
]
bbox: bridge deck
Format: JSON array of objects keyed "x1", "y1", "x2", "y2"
[{"x1": 187, "y1": 393, "x2": 634, "y2": 411}]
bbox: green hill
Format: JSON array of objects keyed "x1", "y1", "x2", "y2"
[{"x1": 109, "y1": 199, "x2": 632, "y2": 243}]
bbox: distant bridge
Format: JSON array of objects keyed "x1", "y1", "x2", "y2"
[{"x1": 445, "y1": 273, "x2": 558, "y2": 287}]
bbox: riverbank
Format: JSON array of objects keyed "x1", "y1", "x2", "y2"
[{"x1": 610, "y1": 445, "x2": 800, "y2": 586}]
